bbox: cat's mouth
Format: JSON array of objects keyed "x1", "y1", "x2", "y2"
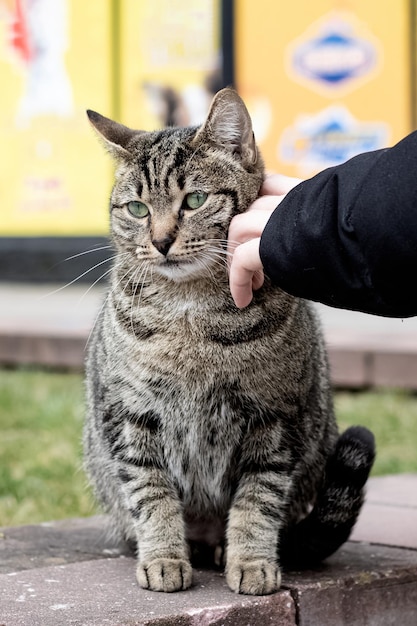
[{"x1": 152, "y1": 255, "x2": 211, "y2": 283}]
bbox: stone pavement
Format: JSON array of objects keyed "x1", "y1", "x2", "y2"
[
  {"x1": 2, "y1": 282, "x2": 417, "y2": 388},
  {"x1": 1, "y1": 474, "x2": 416, "y2": 626}
]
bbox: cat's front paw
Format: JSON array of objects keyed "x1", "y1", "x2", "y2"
[
  {"x1": 136, "y1": 558, "x2": 192, "y2": 592},
  {"x1": 226, "y1": 558, "x2": 281, "y2": 595}
]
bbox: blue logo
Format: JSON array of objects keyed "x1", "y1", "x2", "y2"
[
  {"x1": 279, "y1": 106, "x2": 388, "y2": 174},
  {"x1": 289, "y1": 16, "x2": 379, "y2": 91}
]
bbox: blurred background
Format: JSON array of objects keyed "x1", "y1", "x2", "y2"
[
  {"x1": 0, "y1": 0, "x2": 416, "y2": 280},
  {"x1": 0, "y1": 0, "x2": 417, "y2": 526}
]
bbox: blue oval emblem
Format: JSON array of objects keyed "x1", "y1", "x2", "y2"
[{"x1": 291, "y1": 23, "x2": 377, "y2": 87}]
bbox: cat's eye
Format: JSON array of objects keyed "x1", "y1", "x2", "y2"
[
  {"x1": 127, "y1": 200, "x2": 149, "y2": 218},
  {"x1": 185, "y1": 192, "x2": 208, "y2": 209}
]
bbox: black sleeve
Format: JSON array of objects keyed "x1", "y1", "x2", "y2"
[{"x1": 259, "y1": 130, "x2": 417, "y2": 318}]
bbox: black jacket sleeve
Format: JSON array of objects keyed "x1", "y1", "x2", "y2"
[{"x1": 259, "y1": 130, "x2": 417, "y2": 318}]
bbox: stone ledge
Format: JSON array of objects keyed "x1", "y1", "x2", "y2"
[
  {"x1": 0, "y1": 333, "x2": 86, "y2": 371},
  {"x1": 1, "y1": 514, "x2": 416, "y2": 626},
  {"x1": 0, "y1": 516, "x2": 129, "y2": 575},
  {"x1": 284, "y1": 543, "x2": 417, "y2": 626},
  {"x1": 328, "y1": 347, "x2": 417, "y2": 389},
  {"x1": 3, "y1": 284, "x2": 417, "y2": 389},
  {"x1": 0, "y1": 556, "x2": 296, "y2": 626},
  {"x1": 4, "y1": 330, "x2": 417, "y2": 390}
]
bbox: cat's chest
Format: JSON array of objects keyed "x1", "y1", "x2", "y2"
[{"x1": 162, "y1": 401, "x2": 241, "y2": 513}]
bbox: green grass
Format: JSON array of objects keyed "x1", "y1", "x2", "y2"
[
  {"x1": 336, "y1": 389, "x2": 417, "y2": 476},
  {"x1": 0, "y1": 369, "x2": 95, "y2": 527},
  {"x1": 0, "y1": 368, "x2": 416, "y2": 527}
]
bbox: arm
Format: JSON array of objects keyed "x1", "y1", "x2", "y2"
[{"x1": 230, "y1": 131, "x2": 417, "y2": 317}]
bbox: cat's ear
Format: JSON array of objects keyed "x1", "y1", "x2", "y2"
[
  {"x1": 87, "y1": 110, "x2": 142, "y2": 159},
  {"x1": 192, "y1": 88, "x2": 257, "y2": 166}
]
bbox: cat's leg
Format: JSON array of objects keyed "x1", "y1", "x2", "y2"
[
  {"x1": 225, "y1": 447, "x2": 293, "y2": 595},
  {"x1": 119, "y1": 466, "x2": 192, "y2": 592},
  {"x1": 280, "y1": 425, "x2": 375, "y2": 568},
  {"x1": 109, "y1": 410, "x2": 192, "y2": 592}
]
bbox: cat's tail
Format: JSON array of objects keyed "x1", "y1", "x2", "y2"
[{"x1": 280, "y1": 426, "x2": 375, "y2": 569}]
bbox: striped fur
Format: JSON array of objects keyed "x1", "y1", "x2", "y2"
[{"x1": 84, "y1": 89, "x2": 375, "y2": 595}]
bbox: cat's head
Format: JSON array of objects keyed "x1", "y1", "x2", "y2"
[{"x1": 87, "y1": 88, "x2": 264, "y2": 283}]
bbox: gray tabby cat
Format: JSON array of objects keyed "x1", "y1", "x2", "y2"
[{"x1": 84, "y1": 88, "x2": 375, "y2": 595}]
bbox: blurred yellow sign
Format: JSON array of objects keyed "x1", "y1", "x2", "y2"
[
  {"x1": 0, "y1": 0, "x2": 113, "y2": 236},
  {"x1": 119, "y1": 0, "x2": 220, "y2": 130},
  {"x1": 235, "y1": 0, "x2": 413, "y2": 177},
  {"x1": 2, "y1": 0, "x2": 413, "y2": 235},
  {"x1": 0, "y1": 0, "x2": 220, "y2": 238}
]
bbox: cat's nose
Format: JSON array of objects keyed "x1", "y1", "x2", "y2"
[{"x1": 152, "y1": 235, "x2": 176, "y2": 256}]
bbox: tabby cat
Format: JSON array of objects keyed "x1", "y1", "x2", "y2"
[{"x1": 84, "y1": 88, "x2": 375, "y2": 595}]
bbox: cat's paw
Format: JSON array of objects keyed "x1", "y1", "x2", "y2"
[
  {"x1": 136, "y1": 558, "x2": 192, "y2": 592},
  {"x1": 226, "y1": 558, "x2": 281, "y2": 595}
]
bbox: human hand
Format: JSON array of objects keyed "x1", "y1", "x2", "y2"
[{"x1": 228, "y1": 174, "x2": 301, "y2": 308}]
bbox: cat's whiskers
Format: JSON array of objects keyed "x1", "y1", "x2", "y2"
[
  {"x1": 189, "y1": 242, "x2": 232, "y2": 281},
  {"x1": 44, "y1": 249, "x2": 131, "y2": 351},
  {"x1": 201, "y1": 254, "x2": 228, "y2": 273},
  {"x1": 135, "y1": 263, "x2": 151, "y2": 324},
  {"x1": 193, "y1": 255, "x2": 217, "y2": 282},
  {"x1": 130, "y1": 262, "x2": 151, "y2": 339},
  {"x1": 78, "y1": 257, "x2": 127, "y2": 304},
  {"x1": 42, "y1": 254, "x2": 120, "y2": 300},
  {"x1": 204, "y1": 242, "x2": 266, "y2": 292},
  {"x1": 208, "y1": 238, "x2": 241, "y2": 256},
  {"x1": 201, "y1": 244, "x2": 230, "y2": 269},
  {"x1": 48, "y1": 243, "x2": 114, "y2": 281},
  {"x1": 113, "y1": 261, "x2": 141, "y2": 315},
  {"x1": 85, "y1": 254, "x2": 132, "y2": 349},
  {"x1": 86, "y1": 296, "x2": 109, "y2": 350},
  {"x1": 61, "y1": 244, "x2": 113, "y2": 263}
]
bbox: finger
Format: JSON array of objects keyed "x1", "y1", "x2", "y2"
[
  {"x1": 248, "y1": 195, "x2": 284, "y2": 212},
  {"x1": 228, "y1": 209, "x2": 273, "y2": 253},
  {"x1": 261, "y1": 173, "x2": 302, "y2": 196},
  {"x1": 229, "y1": 264, "x2": 255, "y2": 309},
  {"x1": 229, "y1": 239, "x2": 263, "y2": 308},
  {"x1": 229, "y1": 266, "x2": 265, "y2": 307}
]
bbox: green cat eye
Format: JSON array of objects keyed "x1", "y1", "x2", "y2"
[
  {"x1": 127, "y1": 200, "x2": 149, "y2": 218},
  {"x1": 185, "y1": 192, "x2": 208, "y2": 209}
]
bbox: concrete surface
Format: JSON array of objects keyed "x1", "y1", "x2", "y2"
[
  {"x1": 1, "y1": 475, "x2": 416, "y2": 626},
  {"x1": 2, "y1": 282, "x2": 417, "y2": 388}
]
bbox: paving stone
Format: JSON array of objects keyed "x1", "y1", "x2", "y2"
[
  {"x1": 363, "y1": 474, "x2": 417, "y2": 507},
  {"x1": 0, "y1": 558, "x2": 296, "y2": 626},
  {"x1": 0, "y1": 516, "x2": 130, "y2": 575},
  {"x1": 283, "y1": 542, "x2": 417, "y2": 626},
  {"x1": 351, "y1": 503, "x2": 417, "y2": 550},
  {"x1": 351, "y1": 474, "x2": 417, "y2": 550},
  {"x1": 0, "y1": 516, "x2": 296, "y2": 625},
  {"x1": 1, "y1": 509, "x2": 417, "y2": 626}
]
